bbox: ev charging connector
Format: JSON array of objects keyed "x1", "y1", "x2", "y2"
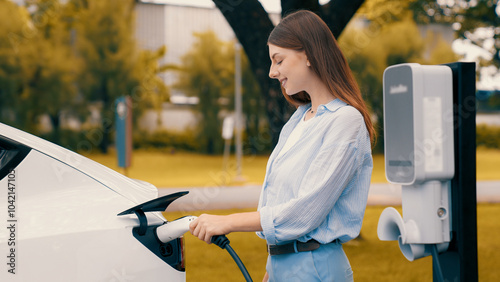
[
  {"x1": 156, "y1": 216, "x2": 197, "y2": 243},
  {"x1": 155, "y1": 216, "x2": 253, "y2": 282},
  {"x1": 377, "y1": 63, "x2": 454, "y2": 262},
  {"x1": 119, "y1": 192, "x2": 253, "y2": 282}
]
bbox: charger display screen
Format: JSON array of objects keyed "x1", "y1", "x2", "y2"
[{"x1": 384, "y1": 65, "x2": 415, "y2": 184}]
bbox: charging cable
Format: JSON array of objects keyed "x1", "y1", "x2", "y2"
[
  {"x1": 211, "y1": 235, "x2": 253, "y2": 282},
  {"x1": 155, "y1": 216, "x2": 253, "y2": 282},
  {"x1": 431, "y1": 244, "x2": 444, "y2": 282}
]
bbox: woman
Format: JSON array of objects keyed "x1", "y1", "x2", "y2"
[{"x1": 189, "y1": 10, "x2": 375, "y2": 281}]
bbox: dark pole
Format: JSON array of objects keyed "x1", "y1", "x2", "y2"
[{"x1": 435, "y1": 62, "x2": 478, "y2": 281}]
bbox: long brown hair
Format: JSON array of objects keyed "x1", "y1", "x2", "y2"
[{"x1": 268, "y1": 10, "x2": 376, "y2": 145}]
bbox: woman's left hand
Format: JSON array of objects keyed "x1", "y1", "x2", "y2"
[{"x1": 189, "y1": 214, "x2": 232, "y2": 244}]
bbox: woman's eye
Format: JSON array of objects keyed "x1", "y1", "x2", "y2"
[{"x1": 277, "y1": 60, "x2": 283, "y2": 65}]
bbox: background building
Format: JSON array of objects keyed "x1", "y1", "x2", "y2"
[{"x1": 134, "y1": 0, "x2": 280, "y2": 132}]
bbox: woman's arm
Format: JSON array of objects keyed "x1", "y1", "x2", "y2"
[{"x1": 189, "y1": 211, "x2": 262, "y2": 244}]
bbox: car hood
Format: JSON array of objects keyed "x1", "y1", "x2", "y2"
[{"x1": 0, "y1": 122, "x2": 158, "y2": 205}]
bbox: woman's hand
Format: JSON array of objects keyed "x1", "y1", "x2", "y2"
[
  {"x1": 189, "y1": 211, "x2": 262, "y2": 244},
  {"x1": 189, "y1": 214, "x2": 232, "y2": 244},
  {"x1": 262, "y1": 271, "x2": 269, "y2": 282}
]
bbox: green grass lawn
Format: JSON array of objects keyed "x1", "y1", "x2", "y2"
[
  {"x1": 86, "y1": 150, "x2": 270, "y2": 187},
  {"x1": 84, "y1": 148, "x2": 499, "y2": 280},
  {"x1": 85, "y1": 147, "x2": 500, "y2": 187},
  {"x1": 164, "y1": 203, "x2": 500, "y2": 282}
]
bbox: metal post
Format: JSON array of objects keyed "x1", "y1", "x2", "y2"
[
  {"x1": 435, "y1": 62, "x2": 478, "y2": 281},
  {"x1": 234, "y1": 42, "x2": 244, "y2": 181},
  {"x1": 115, "y1": 96, "x2": 133, "y2": 176}
]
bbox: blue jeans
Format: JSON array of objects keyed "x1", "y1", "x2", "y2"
[{"x1": 266, "y1": 241, "x2": 354, "y2": 281}]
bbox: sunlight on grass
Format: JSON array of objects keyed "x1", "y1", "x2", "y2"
[
  {"x1": 476, "y1": 147, "x2": 500, "y2": 180},
  {"x1": 371, "y1": 154, "x2": 386, "y2": 183},
  {"x1": 84, "y1": 148, "x2": 498, "y2": 188},
  {"x1": 85, "y1": 150, "x2": 270, "y2": 187},
  {"x1": 81, "y1": 147, "x2": 500, "y2": 281},
  {"x1": 164, "y1": 204, "x2": 500, "y2": 282}
]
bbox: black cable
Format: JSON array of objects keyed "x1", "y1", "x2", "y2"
[
  {"x1": 431, "y1": 244, "x2": 444, "y2": 282},
  {"x1": 212, "y1": 235, "x2": 253, "y2": 282}
]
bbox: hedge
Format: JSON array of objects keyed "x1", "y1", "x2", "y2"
[{"x1": 476, "y1": 124, "x2": 500, "y2": 149}]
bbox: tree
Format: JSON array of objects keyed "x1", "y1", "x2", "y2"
[
  {"x1": 0, "y1": 0, "x2": 79, "y2": 143},
  {"x1": 411, "y1": 0, "x2": 499, "y2": 62},
  {"x1": 410, "y1": 0, "x2": 500, "y2": 87},
  {"x1": 0, "y1": 0, "x2": 169, "y2": 151},
  {"x1": 73, "y1": 0, "x2": 141, "y2": 153},
  {"x1": 0, "y1": 0, "x2": 30, "y2": 127},
  {"x1": 212, "y1": 0, "x2": 366, "y2": 146},
  {"x1": 339, "y1": 4, "x2": 458, "y2": 152},
  {"x1": 175, "y1": 31, "x2": 235, "y2": 154},
  {"x1": 23, "y1": 0, "x2": 80, "y2": 143},
  {"x1": 175, "y1": 31, "x2": 268, "y2": 154},
  {"x1": 130, "y1": 46, "x2": 171, "y2": 128},
  {"x1": 71, "y1": 0, "x2": 171, "y2": 153},
  {"x1": 239, "y1": 50, "x2": 273, "y2": 154}
]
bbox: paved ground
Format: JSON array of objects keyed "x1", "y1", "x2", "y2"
[{"x1": 159, "y1": 181, "x2": 500, "y2": 211}]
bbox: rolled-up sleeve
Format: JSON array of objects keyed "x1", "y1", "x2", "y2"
[{"x1": 260, "y1": 140, "x2": 359, "y2": 244}]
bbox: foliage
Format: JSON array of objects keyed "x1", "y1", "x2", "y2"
[
  {"x1": 132, "y1": 129, "x2": 200, "y2": 152},
  {"x1": 213, "y1": 0, "x2": 367, "y2": 147},
  {"x1": 72, "y1": 0, "x2": 140, "y2": 153},
  {"x1": 411, "y1": 0, "x2": 499, "y2": 62},
  {"x1": 175, "y1": 31, "x2": 269, "y2": 154},
  {"x1": 130, "y1": 46, "x2": 171, "y2": 128},
  {"x1": 488, "y1": 91, "x2": 500, "y2": 108},
  {"x1": 0, "y1": 0, "x2": 80, "y2": 139},
  {"x1": 411, "y1": 0, "x2": 500, "y2": 88},
  {"x1": 0, "y1": 0, "x2": 170, "y2": 152},
  {"x1": 0, "y1": 1, "x2": 30, "y2": 127},
  {"x1": 239, "y1": 47, "x2": 273, "y2": 154},
  {"x1": 71, "y1": 0, "x2": 170, "y2": 152},
  {"x1": 174, "y1": 31, "x2": 233, "y2": 154},
  {"x1": 357, "y1": 0, "x2": 412, "y2": 22},
  {"x1": 339, "y1": 6, "x2": 458, "y2": 152},
  {"x1": 476, "y1": 124, "x2": 500, "y2": 148}
]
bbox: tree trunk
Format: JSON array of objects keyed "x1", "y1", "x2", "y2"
[
  {"x1": 213, "y1": 0, "x2": 365, "y2": 146},
  {"x1": 49, "y1": 113, "x2": 61, "y2": 146},
  {"x1": 213, "y1": 0, "x2": 292, "y2": 147},
  {"x1": 99, "y1": 80, "x2": 111, "y2": 154}
]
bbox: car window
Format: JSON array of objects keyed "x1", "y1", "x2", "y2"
[
  {"x1": 0, "y1": 146, "x2": 7, "y2": 165},
  {"x1": 0, "y1": 138, "x2": 31, "y2": 180}
]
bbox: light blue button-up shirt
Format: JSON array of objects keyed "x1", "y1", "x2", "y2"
[{"x1": 257, "y1": 99, "x2": 373, "y2": 245}]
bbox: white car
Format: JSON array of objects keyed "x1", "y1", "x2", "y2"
[{"x1": 0, "y1": 122, "x2": 186, "y2": 282}]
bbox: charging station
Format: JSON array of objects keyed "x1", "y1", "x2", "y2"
[{"x1": 377, "y1": 62, "x2": 477, "y2": 281}]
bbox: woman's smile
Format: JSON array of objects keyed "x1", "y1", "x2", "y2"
[{"x1": 280, "y1": 78, "x2": 287, "y2": 88}]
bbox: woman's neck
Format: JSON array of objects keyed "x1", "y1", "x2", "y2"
[
  {"x1": 307, "y1": 81, "x2": 335, "y2": 112},
  {"x1": 303, "y1": 80, "x2": 334, "y2": 121}
]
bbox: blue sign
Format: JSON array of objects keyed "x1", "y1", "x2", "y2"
[{"x1": 115, "y1": 96, "x2": 132, "y2": 168}]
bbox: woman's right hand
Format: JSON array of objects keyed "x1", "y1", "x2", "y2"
[
  {"x1": 263, "y1": 271, "x2": 269, "y2": 282},
  {"x1": 189, "y1": 214, "x2": 231, "y2": 244}
]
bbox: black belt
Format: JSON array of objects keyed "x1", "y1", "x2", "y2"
[{"x1": 267, "y1": 240, "x2": 323, "y2": 256}]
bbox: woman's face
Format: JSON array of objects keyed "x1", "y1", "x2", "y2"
[{"x1": 268, "y1": 44, "x2": 312, "y2": 96}]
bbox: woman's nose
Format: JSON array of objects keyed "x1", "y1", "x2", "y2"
[{"x1": 269, "y1": 67, "x2": 278, "y2": 79}]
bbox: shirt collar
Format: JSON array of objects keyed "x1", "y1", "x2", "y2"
[{"x1": 298, "y1": 98, "x2": 347, "y2": 116}]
